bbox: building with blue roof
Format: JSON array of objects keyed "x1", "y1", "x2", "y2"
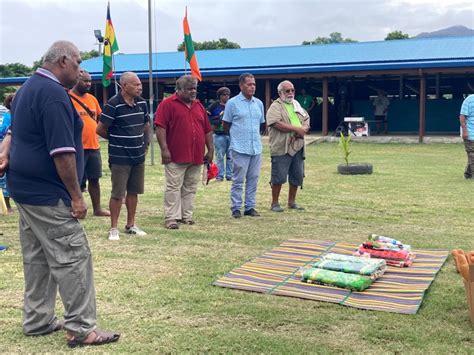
[{"x1": 1, "y1": 36, "x2": 473, "y2": 139}]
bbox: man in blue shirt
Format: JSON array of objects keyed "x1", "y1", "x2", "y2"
[
  {"x1": 223, "y1": 73, "x2": 265, "y2": 218},
  {"x1": 460, "y1": 94, "x2": 474, "y2": 179},
  {"x1": 0, "y1": 41, "x2": 119, "y2": 348}
]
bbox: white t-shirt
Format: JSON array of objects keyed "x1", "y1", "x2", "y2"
[{"x1": 373, "y1": 95, "x2": 390, "y2": 116}]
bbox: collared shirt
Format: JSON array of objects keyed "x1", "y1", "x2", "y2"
[
  {"x1": 8, "y1": 69, "x2": 84, "y2": 206},
  {"x1": 154, "y1": 94, "x2": 212, "y2": 165},
  {"x1": 461, "y1": 94, "x2": 474, "y2": 140},
  {"x1": 222, "y1": 92, "x2": 265, "y2": 155},
  {"x1": 100, "y1": 92, "x2": 148, "y2": 165}
]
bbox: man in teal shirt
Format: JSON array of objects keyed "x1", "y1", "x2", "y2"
[{"x1": 267, "y1": 80, "x2": 310, "y2": 212}]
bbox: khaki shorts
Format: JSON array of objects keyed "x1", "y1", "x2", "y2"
[{"x1": 110, "y1": 162, "x2": 145, "y2": 198}]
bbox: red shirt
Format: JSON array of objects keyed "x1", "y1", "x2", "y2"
[{"x1": 154, "y1": 94, "x2": 212, "y2": 164}]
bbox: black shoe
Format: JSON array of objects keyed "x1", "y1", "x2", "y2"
[
  {"x1": 244, "y1": 208, "x2": 260, "y2": 217},
  {"x1": 232, "y1": 210, "x2": 241, "y2": 218}
]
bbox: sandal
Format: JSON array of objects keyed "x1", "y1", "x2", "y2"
[{"x1": 66, "y1": 329, "x2": 120, "y2": 348}]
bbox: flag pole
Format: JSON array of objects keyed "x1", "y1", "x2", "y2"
[
  {"x1": 147, "y1": 0, "x2": 155, "y2": 165},
  {"x1": 184, "y1": 6, "x2": 188, "y2": 75},
  {"x1": 112, "y1": 52, "x2": 118, "y2": 95}
]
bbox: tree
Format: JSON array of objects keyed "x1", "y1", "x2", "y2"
[
  {"x1": 302, "y1": 32, "x2": 357, "y2": 45},
  {"x1": 0, "y1": 63, "x2": 32, "y2": 78},
  {"x1": 0, "y1": 63, "x2": 32, "y2": 102},
  {"x1": 80, "y1": 49, "x2": 100, "y2": 60},
  {"x1": 32, "y1": 49, "x2": 100, "y2": 71},
  {"x1": 385, "y1": 30, "x2": 409, "y2": 41},
  {"x1": 177, "y1": 38, "x2": 240, "y2": 51}
]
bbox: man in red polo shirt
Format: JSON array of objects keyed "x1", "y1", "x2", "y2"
[{"x1": 154, "y1": 75, "x2": 213, "y2": 229}]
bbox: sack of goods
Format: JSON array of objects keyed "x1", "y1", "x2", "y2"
[
  {"x1": 300, "y1": 253, "x2": 386, "y2": 291},
  {"x1": 354, "y1": 234, "x2": 416, "y2": 267}
]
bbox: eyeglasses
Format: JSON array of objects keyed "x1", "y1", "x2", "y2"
[{"x1": 284, "y1": 89, "x2": 295, "y2": 94}]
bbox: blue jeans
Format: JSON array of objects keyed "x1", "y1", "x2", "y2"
[
  {"x1": 213, "y1": 134, "x2": 232, "y2": 180},
  {"x1": 230, "y1": 150, "x2": 261, "y2": 212}
]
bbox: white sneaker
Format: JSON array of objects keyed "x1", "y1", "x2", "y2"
[
  {"x1": 108, "y1": 228, "x2": 120, "y2": 241},
  {"x1": 125, "y1": 225, "x2": 147, "y2": 236}
]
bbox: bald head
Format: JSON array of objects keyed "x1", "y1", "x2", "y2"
[{"x1": 120, "y1": 72, "x2": 142, "y2": 99}]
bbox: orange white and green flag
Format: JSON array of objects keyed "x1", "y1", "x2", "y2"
[
  {"x1": 102, "y1": 2, "x2": 119, "y2": 87},
  {"x1": 183, "y1": 7, "x2": 202, "y2": 81}
]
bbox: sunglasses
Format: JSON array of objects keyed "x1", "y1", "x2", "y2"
[{"x1": 284, "y1": 89, "x2": 295, "y2": 94}]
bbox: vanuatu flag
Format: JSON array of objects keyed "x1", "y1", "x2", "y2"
[
  {"x1": 183, "y1": 8, "x2": 202, "y2": 81},
  {"x1": 102, "y1": 2, "x2": 119, "y2": 87}
]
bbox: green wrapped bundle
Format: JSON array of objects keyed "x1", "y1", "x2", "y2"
[
  {"x1": 311, "y1": 253, "x2": 386, "y2": 278},
  {"x1": 301, "y1": 267, "x2": 373, "y2": 291}
]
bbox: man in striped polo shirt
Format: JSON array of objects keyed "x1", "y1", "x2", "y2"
[{"x1": 97, "y1": 72, "x2": 150, "y2": 240}]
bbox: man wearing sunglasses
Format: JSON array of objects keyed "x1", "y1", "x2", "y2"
[{"x1": 266, "y1": 80, "x2": 310, "y2": 212}]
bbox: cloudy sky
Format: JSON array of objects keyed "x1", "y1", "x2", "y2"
[{"x1": 1, "y1": 0, "x2": 473, "y2": 66}]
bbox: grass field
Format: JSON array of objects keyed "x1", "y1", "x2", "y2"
[{"x1": 0, "y1": 140, "x2": 473, "y2": 353}]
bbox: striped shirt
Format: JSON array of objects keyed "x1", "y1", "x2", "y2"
[{"x1": 100, "y1": 93, "x2": 149, "y2": 165}]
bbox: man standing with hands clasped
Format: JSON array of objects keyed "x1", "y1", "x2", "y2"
[
  {"x1": 0, "y1": 40, "x2": 119, "y2": 348},
  {"x1": 267, "y1": 80, "x2": 310, "y2": 212},
  {"x1": 97, "y1": 72, "x2": 150, "y2": 241},
  {"x1": 69, "y1": 70, "x2": 109, "y2": 217},
  {"x1": 223, "y1": 73, "x2": 265, "y2": 218},
  {"x1": 155, "y1": 75, "x2": 213, "y2": 230}
]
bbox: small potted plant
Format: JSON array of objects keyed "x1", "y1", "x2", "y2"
[{"x1": 337, "y1": 133, "x2": 373, "y2": 175}]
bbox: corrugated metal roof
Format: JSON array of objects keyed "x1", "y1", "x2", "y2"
[{"x1": 1, "y1": 36, "x2": 473, "y2": 85}]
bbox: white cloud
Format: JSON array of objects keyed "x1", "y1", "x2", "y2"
[{"x1": 0, "y1": 0, "x2": 473, "y2": 66}]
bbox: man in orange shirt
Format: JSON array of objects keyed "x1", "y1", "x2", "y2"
[{"x1": 70, "y1": 70, "x2": 109, "y2": 216}]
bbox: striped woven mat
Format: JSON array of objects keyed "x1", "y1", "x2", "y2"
[{"x1": 213, "y1": 239, "x2": 448, "y2": 314}]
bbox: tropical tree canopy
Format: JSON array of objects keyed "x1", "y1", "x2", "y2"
[
  {"x1": 302, "y1": 32, "x2": 357, "y2": 45},
  {"x1": 177, "y1": 38, "x2": 240, "y2": 51},
  {"x1": 385, "y1": 30, "x2": 410, "y2": 40}
]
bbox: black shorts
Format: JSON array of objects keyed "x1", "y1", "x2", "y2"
[
  {"x1": 271, "y1": 150, "x2": 304, "y2": 186},
  {"x1": 83, "y1": 149, "x2": 103, "y2": 181}
]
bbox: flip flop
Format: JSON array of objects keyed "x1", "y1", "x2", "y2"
[{"x1": 67, "y1": 329, "x2": 120, "y2": 348}]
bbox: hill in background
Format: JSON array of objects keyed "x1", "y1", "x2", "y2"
[{"x1": 415, "y1": 25, "x2": 474, "y2": 38}]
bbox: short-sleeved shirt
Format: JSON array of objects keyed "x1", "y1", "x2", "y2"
[
  {"x1": 8, "y1": 68, "x2": 84, "y2": 206},
  {"x1": 207, "y1": 101, "x2": 227, "y2": 135},
  {"x1": 295, "y1": 94, "x2": 313, "y2": 111},
  {"x1": 154, "y1": 94, "x2": 212, "y2": 165},
  {"x1": 100, "y1": 93, "x2": 148, "y2": 165},
  {"x1": 69, "y1": 91, "x2": 102, "y2": 150},
  {"x1": 373, "y1": 95, "x2": 390, "y2": 116},
  {"x1": 0, "y1": 111, "x2": 11, "y2": 141},
  {"x1": 461, "y1": 94, "x2": 474, "y2": 140},
  {"x1": 222, "y1": 92, "x2": 265, "y2": 155}
]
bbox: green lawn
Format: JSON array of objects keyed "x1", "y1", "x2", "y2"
[{"x1": 1, "y1": 141, "x2": 473, "y2": 353}]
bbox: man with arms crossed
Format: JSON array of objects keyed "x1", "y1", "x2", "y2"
[
  {"x1": 0, "y1": 40, "x2": 119, "y2": 348},
  {"x1": 267, "y1": 80, "x2": 310, "y2": 212},
  {"x1": 97, "y1": 72, "x2": 150, "y2": 240}
]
